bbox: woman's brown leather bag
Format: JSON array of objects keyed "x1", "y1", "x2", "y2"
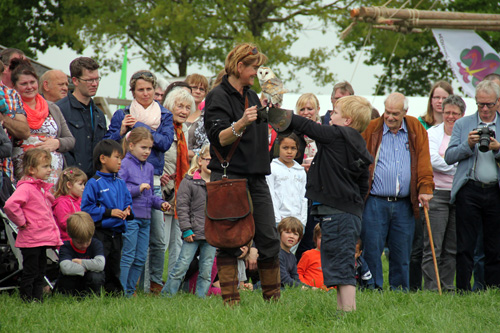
[
  {"x1": 204, "y1": 132, "x2": 255, "y2": 248},
  {"x1": 205, "y1": 177, "x2": 255, "y2": 248}
]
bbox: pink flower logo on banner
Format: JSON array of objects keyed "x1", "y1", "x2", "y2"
[{"x1": 457, "y1": 46, "x2": 500, "y2": 85}]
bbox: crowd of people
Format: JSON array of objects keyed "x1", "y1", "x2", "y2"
[{"x1": 2, "y1": 44, "x2": 500, "y2": 312}]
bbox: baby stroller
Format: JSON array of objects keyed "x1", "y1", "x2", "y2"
[{"x1": 0, "y1": 209, "x2": 59, "y2": 292}]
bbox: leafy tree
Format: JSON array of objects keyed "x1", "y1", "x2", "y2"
[
  {"x1": 0, "y1": 0, "x2": 82, "y2": 58},
  {"x1": 339, "y1": 0, "x2": 499, "y2": 96},
  {"x1": 57, "y1": 0, "x2": 353, "y2": 88}
]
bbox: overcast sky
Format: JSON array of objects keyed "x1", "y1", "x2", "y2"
[{"x1": 35, "y1": 21, "x2": 384, "y2": 103}]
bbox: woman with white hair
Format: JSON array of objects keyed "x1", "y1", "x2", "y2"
[{"x1": 160, "y1": 88, "x2": 195, "y2": 283}]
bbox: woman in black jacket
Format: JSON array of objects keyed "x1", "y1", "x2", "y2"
[{"x1": 204, "y1": 43, "x2": 281, "y2": 305}]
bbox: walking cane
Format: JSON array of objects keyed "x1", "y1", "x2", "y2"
[{"x1": 423, "y1": 206, "x2": 442, "y2": 295}]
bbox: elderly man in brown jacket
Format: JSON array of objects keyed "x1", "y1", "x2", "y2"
[{"x1": 360, "y1": 92, "x2": 434, "y2": 291}]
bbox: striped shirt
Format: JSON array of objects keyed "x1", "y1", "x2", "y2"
[
  {"x1": 371, "y1": 121, "x2": 411, "y2": 197},
  {"x1": 0, "y1": 83, "x2": 25, "y2": 180}
]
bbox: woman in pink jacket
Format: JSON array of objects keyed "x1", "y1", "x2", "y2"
[{"x1": 4, "y1": 148, "x2": 62, "y2": 302}]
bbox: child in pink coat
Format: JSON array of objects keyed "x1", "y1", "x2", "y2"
[
  {"x1": 52, "y1": 167, "x2": 87, "y2": 242},
  {"x1": 4, "y1": 148, "x2": 62, "y2": 302}
]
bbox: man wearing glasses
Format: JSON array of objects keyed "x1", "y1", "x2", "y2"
[
  {"x1": 57, "y1": 57, "x2": 107, "y2": 178},
  {"x1": 445, "y1": 80, "x2": 500, "y2": 292}
]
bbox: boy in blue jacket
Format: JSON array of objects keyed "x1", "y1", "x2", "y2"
[{"x1": 81, "y1": 139, "x2": 133, "y2": 293}]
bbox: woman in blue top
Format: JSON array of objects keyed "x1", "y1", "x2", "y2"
[{"x1": 103, "y1": 70, "x2": 174, "y2": 293}]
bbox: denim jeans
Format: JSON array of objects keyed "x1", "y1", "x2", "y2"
[
  {"x1": 473, "y1": 227, "x2": 485, "y2": 291},
  {"x1": 120, "y1": 218, "x2": 151, "y2": 296},
  {"x1": 361, "y1": 196, "x2": 415, "y2": 290},
  {"x1": 146, "y1": 186, "x2": 166, "y2": 288},
  {"x1": 164, "y1": 214, "x2": 182, "y2": 278},
  {"x1": 162, "y1": 239, "x2": 216, "y2": 298}
]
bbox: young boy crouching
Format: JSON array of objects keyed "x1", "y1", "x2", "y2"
[{"x1": 56, "y1": 212, "x2": 105, "y2": 296}]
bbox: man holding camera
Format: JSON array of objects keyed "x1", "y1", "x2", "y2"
[{"x1": 445, "y1": 80, "x2": 500, "y2": 292}]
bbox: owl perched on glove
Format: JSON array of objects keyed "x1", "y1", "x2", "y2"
[{"x1": 257, "y1": 67, "x2": 288, "y2": 106}]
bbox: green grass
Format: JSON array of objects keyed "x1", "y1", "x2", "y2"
[{"x1": 1, "y1": 256, "x2": 499, "y2": 332}]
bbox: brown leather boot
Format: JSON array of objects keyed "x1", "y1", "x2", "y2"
[
  {"x1": 217, "y1": 256, "x2": 240, "y2": 306},
  {"x1": 150, "y1": 281, "x2": 163, "y2": 295},
  {"x1": 258, "y1": 259, "x2": 281, "y2": 301}
]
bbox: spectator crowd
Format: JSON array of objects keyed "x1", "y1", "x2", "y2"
[{"x1": 2, "y1": 45, "x2": 500, "y2": 312}]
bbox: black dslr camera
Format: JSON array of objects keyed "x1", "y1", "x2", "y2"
[{"x1": 474, "y1": 126, "x2": 495, "y2": 152}]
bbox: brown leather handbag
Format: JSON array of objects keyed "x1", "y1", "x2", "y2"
[{"x1": 205, "y1": 138, "x2": 255, "y2": 249}]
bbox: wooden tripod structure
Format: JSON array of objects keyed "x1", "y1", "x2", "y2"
[{"x1": 342, "y1": 6, "x2": 500, "y2": 37}]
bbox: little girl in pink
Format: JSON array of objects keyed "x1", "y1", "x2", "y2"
[
  {"x1": 4, "y1": 148, "x2": 62, "y2": 302},
  {"x1": 52, "y1": 167, "x2": 87, "y2": 242}
]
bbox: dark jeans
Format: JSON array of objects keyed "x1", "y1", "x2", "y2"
[
  {"x1": 211, "y1": 171, "x2": 280, "y2": 261},
  {"x1": 56, "y1": 271, "x2": 105, "y2": 296},
  {"x1": 473, "y1": 228, "x2": 485, "y2": 291},
  {"x1": 455, "y1": 182, "x2": 500, "y2": 291},
  {"x1": 94, "y1": 228, "x2": 123, "y2": 293},
  {"x1": 20, "y1": 247, "x2": 47, "y2": 302},
  {"x1": 409, "y1": 210, "x2": 424, "y2": 291}
]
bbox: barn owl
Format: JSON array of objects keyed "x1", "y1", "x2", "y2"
[{"x1": 257, "y1": 67, "x2": 288, "y2": 106}]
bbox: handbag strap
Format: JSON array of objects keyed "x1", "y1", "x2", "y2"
[{"x1": 212, "y1": 96, "x2": 249, "y2": 178}]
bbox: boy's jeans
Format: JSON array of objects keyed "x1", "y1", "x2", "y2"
[
  {"x1": 162, "y1": 240, "x2": 216, "y2": 298},
  {"x1": 120, "y1": 218, "x2": 150, "y2": 296}
]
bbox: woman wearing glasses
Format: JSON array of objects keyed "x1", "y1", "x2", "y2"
[
  {"x1": 10, "y1": 58, "x2": 75, "y2": 184},
  {"x1": 104, "y1": 70, "x2": 174, "y2": 294},
  {"x1": 422, "y1": 95, "x2": 465, "y2": 292},
  {"x1": 204, "y1": 43, "x2": 281, "y2": 305},
  {"x1": 418, "y1": 81, "x2": 454, "y2": 130},
  {"x1": 184, "y1": 74, "x2": 210, "y2": 160}
]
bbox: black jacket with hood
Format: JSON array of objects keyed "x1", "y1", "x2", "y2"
[{"x1": 291, "y1": 114, "x2": 373, "y2": 218}]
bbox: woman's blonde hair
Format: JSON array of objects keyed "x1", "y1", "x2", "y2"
[
  {"x1": 54, "y1": 167, "x2": 87, "y2": 197},
  {"x1": 22, "y1": 148, "x2": 51, "y2": 177},
  {"x1": 188, "y1": 143, "x2": 210, "y2": 176},
  {"x1": 295, "y1": 93, "x2": 320, "y2": 121},
  {"x1": 185, "y1": 74, "x2": 209, "y2": 93},
  {"x1": 122, "y1": 127, "x2": 154, "y2": 157},
  {"x1": 224, "y1": 43, "x2": 268, "y2": 79}
]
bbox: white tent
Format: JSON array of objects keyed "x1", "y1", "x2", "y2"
[{"x1": 281, "y1": 94, "x2": 477, "y2": 119}]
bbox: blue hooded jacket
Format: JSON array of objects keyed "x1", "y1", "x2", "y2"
[
  {"x1": 81, "y1": 171, "x2": 134, "y2": 233},
  {"x1": 103, "y1": 101, "x2": 174, "y2": 176}
]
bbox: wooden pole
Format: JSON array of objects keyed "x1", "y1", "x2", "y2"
[
  {"x1": 373, "y1": 18, "x2": 500, "y2": 27},
  {"x1": 372, "y1": 25, "x2": 500, "y2": 32},
  {"x1": 352, "y1": 6, "x2": 500, "y2": 21},
  {"x1": 424, "y1": 206, "x2": 442, "y2": 295}
]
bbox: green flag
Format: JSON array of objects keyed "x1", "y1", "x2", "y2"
[{"x1": 118, "y1": 45, "x2": 128, "y2": 109}]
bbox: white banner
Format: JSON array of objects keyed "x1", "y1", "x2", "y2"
[{"x1": 433, "y1": 29, "x2": 500, "y2": 98}]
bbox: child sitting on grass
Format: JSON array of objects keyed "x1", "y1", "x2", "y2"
[
  {"x1": 56, "y1": 212, "x2": 105, "y2": 296},
  {"x1": 81, "y1": 139, "x2": 134, "y2": 294},
  {"x1": 278, "y1": 217, "x2": 304, "y2": 288},
  {"x1": 297, "y1": 223, "x2": 331, "y2": 290},
  {"x1": 355, "y1": 239, "x2": 374, "y2": 290}
]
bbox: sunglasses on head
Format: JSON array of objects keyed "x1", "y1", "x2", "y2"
[
  {"x1": 238, "y1": 47, "x2": 259, "y2": 64},
  {"x1": 132, "y1": 71, "x2": 154, "y2": 80}
]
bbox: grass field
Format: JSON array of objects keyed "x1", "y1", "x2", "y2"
[{"x1": 1, "y1": 257, "x2": 499, "y2": 332}]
